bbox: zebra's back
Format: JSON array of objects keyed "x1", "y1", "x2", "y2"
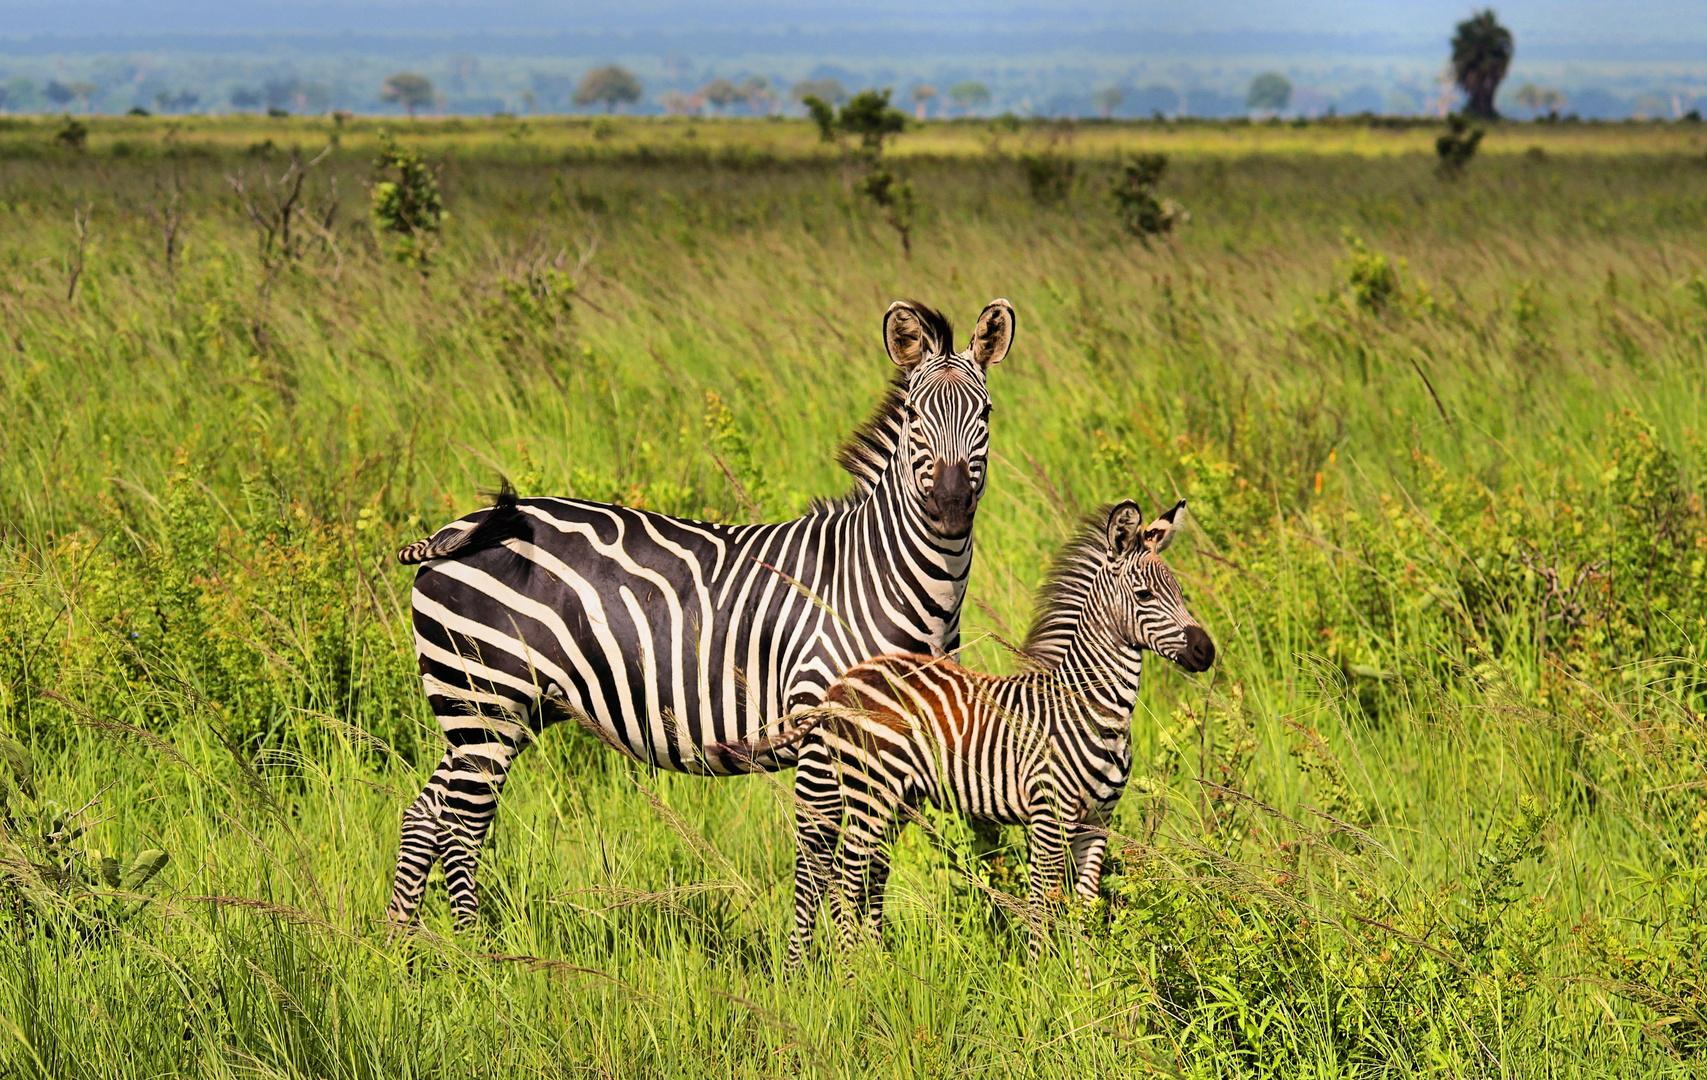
[{"x1": 414, "y1": 496, "x2": 843, "y2": 774}]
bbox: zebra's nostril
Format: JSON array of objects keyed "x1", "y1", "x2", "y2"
[
  {"x1": 1182, "y1": 625, "x2": 1215, "y2": 671},
  {"x1": 924, "y1": 459, "x2": 977, "y2": 535}
]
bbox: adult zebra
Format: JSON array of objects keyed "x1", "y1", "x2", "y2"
[{"x1": 387, "y1": 299, "x2": 1015, "y2": 927}]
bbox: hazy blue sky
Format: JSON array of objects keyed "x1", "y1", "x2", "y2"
[
  {"x1": 6, "y1": 2, "x2": 1702, "y2": 59},
  {"x1": 3, "y1": 3, "x2": 1701, "y2": 118}
]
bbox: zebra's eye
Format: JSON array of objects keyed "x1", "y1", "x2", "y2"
[
  {"x1": 979, "y1": 402, "x2": 993, "y2": 421},
  {"x1": 1136, "y1": 589, "x2": 1154, "y2": 602}
]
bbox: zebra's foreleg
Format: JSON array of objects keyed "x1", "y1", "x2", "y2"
[{"x1": 1066, "y1": 824, "x2": 1111, "y2": 989}]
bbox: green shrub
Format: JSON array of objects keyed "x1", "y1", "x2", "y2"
[
  {"x1": 1436, "y1": 113, "x2": 1484, "y2": 177},
  {"x1": 369, "y1": 133, "x2": 446, "y2": 270},
  {"x1": 1110, "y1": 153, "x2": 1187, "y2": 239},
  {"x1": 1018, "y1": 151, "x2": 1076, "y2": 204}
]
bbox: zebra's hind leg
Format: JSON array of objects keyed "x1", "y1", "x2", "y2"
[
  {"x1": 386, "y1": 757, "x2": 455, "y2": 928},
  {"x1": 436, "y1": 740, "x2": 526, "y2": 930},
  {"x1": 386, "y1": 727, "x2": 528, "y2": 931}
]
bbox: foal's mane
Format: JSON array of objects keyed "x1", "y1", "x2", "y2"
[{"x1": 1020, "y1": 507, "x2": 1116, "y2": 669}]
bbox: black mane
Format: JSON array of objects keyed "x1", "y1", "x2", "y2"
[{"x1": 829, "y1": 301, "x2": 954, "y2": 502}]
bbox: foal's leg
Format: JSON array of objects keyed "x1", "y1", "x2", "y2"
[
  {"x1": 836, "y1": 782, "x2": 900, "y2": 955},
  {"x1": 1024, "y1": 810, "x2": 1068, "y2": 961},
  {"x1": 788, "y1": 741, "x2": 843, "y2": 971},
  {"x1": 1069, "y1": 820, "x2": 1112, "y2": 903}
]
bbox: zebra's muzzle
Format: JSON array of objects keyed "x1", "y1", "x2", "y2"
[
  {"x1": 1175, "y1": 624, "x2": 1216, "y2": 672},
  {"x1": 924, "y1": 458, "x2": 977, "y2": 537}
]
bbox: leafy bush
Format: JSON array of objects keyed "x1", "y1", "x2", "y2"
[
  {"x1": 1018, "y1": 151, "x2": 1076, "y2": 204},
  {"x1": 854, "y1": 166, "x2": 917, "y2": 256},
  {"x1": 369, "y1": 133, "x2": 446, "y2": 270},
  {"x1": 1110, "y1": 153, "x2": 1187, "y2": 239},
  {"x1": 0, "y1": 734, "x2": 171, "y2": 941},
  {"x1": 0, "y1": 467, "x2": 424, "y2": 760},
  {"x1": 53, "y1": 118, "x2": 87, "y2": 151},
  {"x1": 1095, "y1": 789, "x2": 1555, "y2": 1071},
  {"x1": 1436, "y1": 113, "x2": 1484, "y2": 178}
]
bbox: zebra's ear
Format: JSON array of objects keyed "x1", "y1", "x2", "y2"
[
  {"x1": 1105, "y1": 501, "x2": 1146, "y2": 559},
  {"x1": 884, "y1": 301, "x2": 942, "y2": 368},
  {"x1": 1143, "y1": 500, "x2": 1186, "y2": 554},
  {"x1": 969, "y1": 298, "x2": 1015, "y2": 368}
]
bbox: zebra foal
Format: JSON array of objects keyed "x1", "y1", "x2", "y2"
[
  {"x1": 387, "y1": 299, "x2": 1014, "y2": 928},
  {"x1": 739, "y1": 499, "x2": 1213, "y2": 966}
]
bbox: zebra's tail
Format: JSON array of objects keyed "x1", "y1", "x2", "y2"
[
  {"x1": 708, "y1": 703, "x2": 846, "y2": 770},
  {"x1": 397, "y1": 479, "x2": 526, "y2": 565}
]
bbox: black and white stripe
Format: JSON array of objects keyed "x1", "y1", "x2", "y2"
[
  {"x1": 761, "y1": 499, "x2": 1214, "y2": 965},
  {"x1": 386, "y1": 299, "x2": 1015, "y2": 927}
]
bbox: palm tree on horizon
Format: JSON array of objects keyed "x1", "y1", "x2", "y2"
[{"x1": 1452, "y1": 9, "x2": 1514, "y2": 119}]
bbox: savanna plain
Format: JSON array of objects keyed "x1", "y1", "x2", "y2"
[{"x1": 2, "y1": 113, "x2": 1707, "y2": 1078}]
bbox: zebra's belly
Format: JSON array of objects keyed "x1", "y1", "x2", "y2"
[{"x1": 412, "y1": 548, "x2": 845, "y2": 775}]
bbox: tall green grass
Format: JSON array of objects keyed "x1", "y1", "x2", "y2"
[{"x1": 2, "y1": 123, "x2": 1705, "y2": 1076}]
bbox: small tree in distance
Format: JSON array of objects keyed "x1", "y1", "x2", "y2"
[
  {"x1": 1093, "y1": 86, "x2": 1125, "y2": 119},
  {"x1": 1514, "y1": 83, "x2": 1564, "y2": 119},
  {"x1": 702, "y1": 78, "x2": 742, "y2": 113},
  {"x1": 792, "y1": 79, "x2": 848, "y2": 107},
  {"x1": 381, "y1": 73, "x2": 435, "y2": 118},
  {"x1": 742, "y1": 77, "x2": 777, "y2": 115},
  {"x1": 840, "y1": 89, "x2": 907, "y2": 154},
  {"x1": 575, "y1": 66, "x2": 643, "y2": 112},
  {"x1": 802, "y1": 95, "x2": 836, "y2": 142},
  {"x1": 370, "y1": 133, "x2": 446, "y2": 270},
  {"x1": 1246, "y1": 72, "x2": 1292, "y2": 115},
  {"x1": 911, "y1": 84, "x2": 937, "y2": 120},
  {"x1": 1111, "y1": 153, "x2": 1186, "y2": 241},
  {"x1": 949, "y1": 81, "x2": 991, "y2": 116},
  {"x1": 1452, "y1": 9, "x2": 1514, "y2": 119}
]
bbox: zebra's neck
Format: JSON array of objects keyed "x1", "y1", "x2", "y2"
[
  {"x1": 1048, "y1": 621, "x2": 1144, "y2": 732},
  {"x1": 846, "y1": 445, "x2": 975, "y2": 650}
]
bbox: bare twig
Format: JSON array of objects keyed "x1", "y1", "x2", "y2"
[
  {"x1": 65, "y1": 203, "x2": 92, "y2": 302},
  {"x1": 145, "y1": 177, "x2": 186, "y2": 284}
]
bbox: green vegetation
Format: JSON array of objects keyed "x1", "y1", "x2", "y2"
[
  {"x1": 2, "y1": 115, "x2": 1707, "y2": 1077},
  {"x1": 1436, "y1": 113, "x2": 1487, "y2": 177}
]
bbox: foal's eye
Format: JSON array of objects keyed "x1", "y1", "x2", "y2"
[{"x1": 1136, "y1": 589, "x2": 1154, "y2": 602}]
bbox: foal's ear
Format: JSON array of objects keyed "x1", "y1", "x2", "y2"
[
  {"x1": 1105, "y1": 500, "x2": 1146, "y2": 559},
  {"x1": 1143, "y1": 500, "x2": 1186, "y2": 554},
  {"x1": 884, "y1": 300, "x2": 945, "y2": 368},
  {"x1": 969, "y1": 298, "x2": 1015, "y2": 368}
]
